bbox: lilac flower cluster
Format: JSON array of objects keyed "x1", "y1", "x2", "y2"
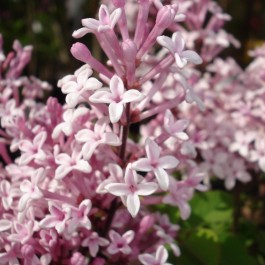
[
  {"x1": 178, "y1": 45, "x2": 265, "y2": 190},
  {"x1": 0, "y1": 0, "x2": 262, "y2": 264}
]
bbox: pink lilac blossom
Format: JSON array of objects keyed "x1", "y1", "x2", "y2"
[{"x1": 1, "y1": 0, "x2": 262, "y2": 263}]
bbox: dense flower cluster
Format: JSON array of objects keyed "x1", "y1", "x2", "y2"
[{"x1": 0, "y1": 0, "x2": 264, "y2": 264}]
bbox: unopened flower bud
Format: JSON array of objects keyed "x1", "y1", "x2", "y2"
[
  {"x1": 71, "y1": 42, "x2": 91, "y2": 63},
  {"x1": 70, "y1": 252, "x2": 88, "y2": 265},
  {"x1": 156, "y1": 5, "x2": 177, "y2": 28}
]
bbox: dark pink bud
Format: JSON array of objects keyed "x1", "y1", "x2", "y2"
[
  {"x1": 156, "y1": 5, "x2": 177, "y2": 28},
  {"x1": 122, "y1": 39, "x2": 137, "y2": 61},
  {"x1": 70, "y1": 252, "x2": 87, "y2": 265},
  {"x1": 71, "y1": 42, "x2": 91, "y2": 63},
  {"x1": 21, "y1": 244, "x2": 34, "y2": 259}
]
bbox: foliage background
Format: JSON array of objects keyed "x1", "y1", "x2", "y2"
[{"x1": 0, "y1": 0, "x2": 265, "y2": 264}]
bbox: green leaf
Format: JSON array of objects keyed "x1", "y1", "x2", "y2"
[
  {"x1": 178, "y1": 227, "x2": 221, "y2": 265},
  {"x1": 220, "y1": 236, "x2": 256, "y2": 265}
]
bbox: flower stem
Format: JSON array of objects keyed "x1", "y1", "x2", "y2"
[{"x1": 119, "y1": 103, "x2": 131, "y2": 166}]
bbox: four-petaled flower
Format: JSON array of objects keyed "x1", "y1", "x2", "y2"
[
  {"x1": 164, "y1": 109, "x2": 189, "y2": 140},
  {"x1": 106, "y1": 163, "x2": 158, "y2": 217},
  {"x1": 107, "y1": 230, "x2": 135, "y2": 255},
  {"x1": 89, "y1": 75, "x2": 144, "y2": 123},
  {"x1": 75, "y1": 117, "x2": 121, "y2": 160},
  {"x1": 55, "y1": 146, "x2": 92, "y2": 180},
  {"x1": 18, "y1": 131, "x2": 47, "y2": 165},
  {"x1": 82, "y1": 232, "x2": 109, "y2": 257},
  {"x1": 60, "y1": 65, "x2": 102, "y2": 108},
  {"x1": 157, "y1": 32, "x2": 202, "y2": 68},
  {"x1": 73, "y1": 5, "x2": 122, "y2": 37},
  {"x1": 18, "y1": 168, "x2": 45, "y2": 212},
  {"x1": 133, "y1": 138, "x2": 179, "y2": 190},
  {"x1": 39, "y1": 201, "x2": 71, "y2": 234}
]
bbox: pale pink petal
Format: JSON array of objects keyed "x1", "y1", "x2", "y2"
[
  {"x1": 172, "y1": 32, "x2": 185, "y2": 52},
  {"x1": 109, "y1": 8, "x2": 122, "y2": 28},
  {"x1": 122, "y1": 230, "x2": 135, "y2": 244},
  {"x1": 65, "y1": 92, "x2": 80, "y2": 108},
  {"x1": 156, "y1": 245, "x2": 168, "y2": 263},
  {"x1": 90, "y1": 243, "x2": 99, "y2": 257},
  {"x1": 109, "y1": 230, "x2": 120, "y2": 242},
  {"x1": 157, "y1": 36, "x2": 175, "y2": 54},
  {"x1": 98, "y1": 5, "x2": 110, "y2": 24},
  {"x1": 181, "y1": 50, "x2": 202, "y2": 64},
  {"x1": 154, "y1": 167, "x2": 169, "y2": 190},
  {"x1": 175, "y1": 53, "x2": 187, "y2": 68},
  {"x1": 75, "y1": 129, "x2": 95, "y2": 142},
  {"x1": 55, "y1": 153, "x2": 71, "y2": 165},
  {"x1": 127, "y1": 194, "x2": 140, "y2": 217},
  {"x1": 0, "y1": 220, "x2": 12, "y2": 232},
  {"x1": 39, "y1": 216, "x2": 60, "y2": 229},
  {"x1": 122, "y1": 90, "x2": 144, "y2": 103},
  {"x1": 82, "y1": 142, "x2": 99, "y2": 160},
  {"x1": 72, "y1": 27, "x2": 91, "y2": 38},
  {"x1": 124, "y1": 165, "x2": 137, "y2": 186},
  {"x1": 109, "y1": 102, "x2": 123, "y2": 123},
  {"x1": 18, "y1": 193, "x2": 30, "y2": 211},
  {"x1": 84, "y1": 77, "x2": 102, "y2": 91},
  {"x1": 20, "y1": 179, "x2": 32, "y2": 192},
  {"x1": 107, "y1": 244, "x2": 119, "y2": 254},
  {"x1": 89, "y1": 90, "x2": 113, "y2": 104},
  {"x1": 137, "y1": 182, "x2": 158, "y2": 196},
  {"x1": 109, "y1": 75, "x2": 124, "y2": 97},
  {"x1": 82, "y1": 18, "x2": 100, "y2": 30},
  {"x1": 159, "y1": 156, "x2": 179, "y2": 169},
  {"x1": 33, "y1": 131, "x2": 47, "y2": 148},
  {"x1": 61, "y1": 81, "x2": 78, "y2": 94},
  {"x1": 73, "y1": 160, "x2": 92, "y2": 173},
  {"x1": 132, "y1": 158, "x2": 152, "y2": 171},
  {"x1": 18, "y1": 140, "x2": 33, "y2": 152},
  {"x1": 145, "y1": 138, "x2": 160, "y2": 162},
  {"x1": 178, "y1": 201, "x2": 191, "y2": 220},
  {"x1": 102, "y1": 132, "x2": 121, "y2": 146},
  {"x1": 139, "y1": 254, "x2": 156, "y2": 265},
  {"x1": 171, "y1": 119, "x2": 189, "y2": 133},
  {"x1": 259, "y1": 157, "x2": 265, "y2": 172},
  {"x1": 19, "y1": 154, "x2": 34, "y2": 165},
  {"x1": 77, "y1": 68, "x2": 92, "y2": 85},
  {"x1": 55, "y1": 165, "x2": 72, "y2": 180},
  {"x1": 106, "y1": 183, "x2": 129, "y2": 196}
]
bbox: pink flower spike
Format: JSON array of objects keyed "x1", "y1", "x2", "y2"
[
  {"x1": 106, "y1": 163, "x2": 158, "y2": 217},
  {"x1": 90, "y1": 75, "x2": 144, "y2": 123},
  {"x1": 107, "y1": 230, "x2": 135, "y2": 255},
  {"x1": 157, "y1": 32, "x2": 202, "y2": 68},
  {"x1": 139, "y1": 245, "x2": 172, "y2": 265},
  {"x1": 132, "y1": 138, "x2": 179, "y2": 190}
]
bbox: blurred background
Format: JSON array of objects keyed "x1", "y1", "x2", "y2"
[{"x1": 1, "y1": 0, "x2": 265, "y2": 87}]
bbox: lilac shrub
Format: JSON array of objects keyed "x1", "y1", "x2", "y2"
[{"x1": 0, "y1": 0, "x2": 262, "y2": 264}]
